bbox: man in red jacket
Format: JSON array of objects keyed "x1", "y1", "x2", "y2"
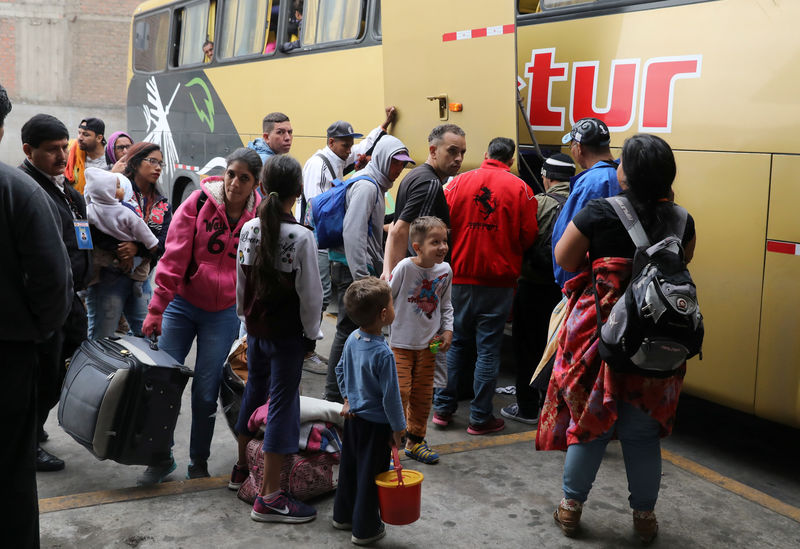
[{"x1": 432, "y1": 137, "x2": 538, "y2": 435}]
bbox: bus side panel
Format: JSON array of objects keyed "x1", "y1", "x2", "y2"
[
  {"x1": 204, "y1": 46, "x2": 386, "y2": 170},
  {"x1": 755, "y1": 155, "x2": 800, "y2": 428},
  {"x1": 672, "y1": 151, "x2": 770, "y2": 413}
]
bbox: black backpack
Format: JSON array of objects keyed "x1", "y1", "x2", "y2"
[{"x1": 593, "y1": 196, "x2": 703, "y2": 377}]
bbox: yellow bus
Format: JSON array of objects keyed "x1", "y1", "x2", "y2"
[{"x1": 128, "y1": 0, "x2": 800, "y2": 428}]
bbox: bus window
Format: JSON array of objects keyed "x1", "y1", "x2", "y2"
[
  {"x1": 219, "y1": 0, "x2": 269, "y2": 58},
  {"x1": 374, "y1": 0, "x2": 381, "y2": 39},
  {"x1": 300, "y1": 0, "x2": 366, "y2": 47},
  {"x1": 518, "y1": 0, "x2": 541, "y2": 13},
  {"x1": 174, "y1": 2, "x2": 211, "y2": 66},
  {"x1": 133, "y1": 11, "x2": 170, "y2": 73},
  {"x1": 264, "y1": 1, "x2": 281, "y2": 55}
]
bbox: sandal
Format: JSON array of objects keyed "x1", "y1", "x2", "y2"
[{"x1": 404, "y1": 440, "x2": 440, "y2": 464}]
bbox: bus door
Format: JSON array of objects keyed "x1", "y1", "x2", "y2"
[
  {"x1": 380, "y1": 0, "x2": 518, "y2": 171},
  {"x1": 755, "y1": 155, "x2": 800, "y2": 428}
]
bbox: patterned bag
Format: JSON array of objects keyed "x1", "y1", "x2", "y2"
[{"x1": 237, "y1": 438, "x2": 340, "y2": 504}]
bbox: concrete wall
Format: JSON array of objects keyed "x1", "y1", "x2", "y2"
[{"x1": 0, "y1": 0, "x2": 142, "y2": 163}]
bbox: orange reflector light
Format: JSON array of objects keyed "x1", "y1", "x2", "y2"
[{"x1": 449, "y1": 103, "x2": 463, "y2": 112}]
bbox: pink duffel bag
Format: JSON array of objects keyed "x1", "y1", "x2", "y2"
[{"x1": 237, "y1": 438, "x2": 340, "y2": 504}]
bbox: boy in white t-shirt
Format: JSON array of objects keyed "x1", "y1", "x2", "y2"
[{"x1": 388, "y1": 216, "x2": 453, "y2": 464}]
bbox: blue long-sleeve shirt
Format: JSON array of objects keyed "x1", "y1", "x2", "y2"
[
  {"x1": 336, "y1": 329, "x2": 406, "y2": 432},
  {"x1": 551, "y1": 160, "x2": 621, "y2": 287}
]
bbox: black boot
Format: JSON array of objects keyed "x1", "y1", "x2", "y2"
[{"x1": 36, "y1": 446, "x2": 65, "y2": 471}]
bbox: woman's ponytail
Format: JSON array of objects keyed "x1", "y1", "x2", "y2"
[{"x1": 253, "y1": 155, "x2": 303, "y2": 300}]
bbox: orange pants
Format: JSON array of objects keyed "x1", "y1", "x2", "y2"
[{"x1": 392, "y1": 347, "x2": 435, "y2": 442}]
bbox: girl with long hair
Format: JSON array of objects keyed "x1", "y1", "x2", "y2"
[{"x1": 230, "y1": 155, "x2": 324, "y2": 523}]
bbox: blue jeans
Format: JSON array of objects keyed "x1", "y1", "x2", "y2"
[
  {"x1": 234, "y1": 335, "x2": 304, "y2": 454},
  {"x1": 158, "y1": 295, "x2": 240, "y2": 463},
  {"x1": 562, "y1": 401, "x2": 663, "y2": 511},
  {"x1": 433, "y1": 284, "x2": 514, "y2": 424},
  {"x1": 86, "y1": 273, "x2": 151, "y2": 339}
]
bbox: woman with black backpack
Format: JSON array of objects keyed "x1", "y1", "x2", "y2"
[{"x1": 536, "y1": 134, "x2": 697, "y2": 545}]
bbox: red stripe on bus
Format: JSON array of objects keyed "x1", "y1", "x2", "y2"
[
  {"x1": 503, "y1": 24, "x2": 515, "y2": 34},
  {"x1": 472, "y1": 27, "x2": 487, "y2": 38},
  {"x1": 442, "y1": 32, "x2": 457, "y2": 42},
  {"x1": 766, "y1": 240, "x2": 798, "y2": 255}
]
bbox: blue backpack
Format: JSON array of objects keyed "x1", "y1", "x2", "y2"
[{"x1": 310, "y1": 175, "x2": 379, "y2": 249}]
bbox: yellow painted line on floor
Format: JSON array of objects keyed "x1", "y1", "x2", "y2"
[
  {"x1": 38, "y1": 429, "x2": 800, "y2": 525},
  {"x1": 429, "y1": 430, "x2": 536, "y2": 456},
  {"x1": 661, "y1": 449, "x2": 800, "y2": 523},
  {"x1": 39, "y1": 477, "x2": 228, "y2": 514}
]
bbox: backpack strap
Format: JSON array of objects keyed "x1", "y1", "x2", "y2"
[
  {"x1": 544, "y1": 191, "x2": 568, "y2": 206},
  {"x1": 669, "y1": 204, "x2": 689, "y2": 242},
  {"x1": 606, "y1": 196, "x2": 650, "y2": 249},
  {"x1": 315, "y1": 153, "x2": 336, "y2": 181},
  {"x1": 196, "y1": 190, "x2": 208, "y2": 212}
]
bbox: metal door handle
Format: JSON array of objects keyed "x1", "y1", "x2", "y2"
[{"x1": 426, "y1": 94, "x2": 449, "y2": 120}]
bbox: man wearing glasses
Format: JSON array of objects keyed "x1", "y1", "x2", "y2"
[
  {"x1": 18, "y1": 114, "x2": 93, "y2": 473},
  {"x1": 550, "y1": 117, "x2": 621, "y2": 288}
]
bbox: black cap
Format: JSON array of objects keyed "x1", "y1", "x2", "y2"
[
  {"x1": 561, "y1": 117, "x2": 610, "y2": 146},
  {"x1": 327, "y1": 120, "x2": 363, "y2": 139},
  {"x1": 541, "y1": 153, "x2": 576, "y2": 181},
  {"x1": 79, "y1": 117, "x2": 105, "y2": 136}
]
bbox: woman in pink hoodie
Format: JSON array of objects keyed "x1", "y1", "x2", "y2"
[{"x1": 142, "y1": 148, "x2": 261, "y2": 484}]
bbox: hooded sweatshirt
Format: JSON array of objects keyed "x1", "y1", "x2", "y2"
[
  {"x1": 330, "y1": 135, "x2": 410, "y2": 280},
  {"x1": 149, "y1": 176, "x2": 260, "y2": 315},
  {"x1": 83, "y1": 167, "x2": 158, "y2": 249}
]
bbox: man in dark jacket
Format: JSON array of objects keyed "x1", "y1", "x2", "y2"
[
  {"x1": 0, "y1": 84, "x2": 72, "y2": 549},
  {"x1": 19, "y1": 114, "x2": 92, "y2": 471}
]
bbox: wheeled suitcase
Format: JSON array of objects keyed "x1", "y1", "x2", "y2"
[{"x1": 58, "y1": 335, "x2": 193, "y2": 466}]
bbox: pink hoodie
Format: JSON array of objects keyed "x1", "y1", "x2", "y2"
[{"x1": 149, "y1": 176, "x2": 260, "y2": 315}]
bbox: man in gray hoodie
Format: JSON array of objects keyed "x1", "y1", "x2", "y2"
[{"x1": 323, "y1": 136, "x2": 414, "y2": 402}]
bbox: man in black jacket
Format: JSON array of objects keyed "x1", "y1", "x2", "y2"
[
  {"x1": 19, "y1": 114, "x2": 92, "y2": 471},
  {"x1": 0, "y1": 84, "x2": 72, "y2": 549}
]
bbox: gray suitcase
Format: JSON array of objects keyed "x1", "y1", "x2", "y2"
[{"x1": 58, "y1": 335, "x2": 192, "y2": 466}]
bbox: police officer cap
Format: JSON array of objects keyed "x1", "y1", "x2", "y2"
[{"x1": 561, "y1": 117, "x2": 610, "y2": 146}]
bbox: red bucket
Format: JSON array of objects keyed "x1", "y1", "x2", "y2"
[{"x1": 375, "y1": 446, "x2": 424, "y2": 525}]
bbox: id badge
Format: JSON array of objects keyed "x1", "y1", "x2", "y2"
[{"x1": 74, "y1": 220, "x2": 93, "y2": 250}]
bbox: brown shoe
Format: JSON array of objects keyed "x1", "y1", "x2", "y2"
[
  {"x1": 553, "y1": 498, "x2": 582, "y2": 537},
  {"x1": 633, "y1": 510, "x2": 658, "y2": 545}
]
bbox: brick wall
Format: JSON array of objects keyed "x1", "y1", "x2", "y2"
[
  {"x1": 1, "y1": 0, "x2": 145, "y2": 107},
  {"x1": 0, "y1": 17, "x2": 17, "y2": 97}
]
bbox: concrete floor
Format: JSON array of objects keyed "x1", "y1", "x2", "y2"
[{"x1": 37, "y1": 315, "x2": 800, "y2": 548}]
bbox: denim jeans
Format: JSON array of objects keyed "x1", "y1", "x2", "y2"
[
  {"x1": 433, "y1": 284, "x2": 514, "y2": 425},
  {"x1": 86, "y1": 273, "x2": 151, "y2": 339},
  {"x1": 158, "y1": 295, "x2": 240, "y2": 463},
  {"x1": 234, "y1": 334, "x2": 304, "y2": 454},
  {"x1": 325, "y1": 261, "x2": 357, "y2": 402},
  {"x1": 562, "y1": 401, "x2": 663, "y2": 511}
]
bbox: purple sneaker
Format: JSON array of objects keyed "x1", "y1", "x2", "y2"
[{"x1": 251, "y1": 491, "x2": 317, "y2": 523}]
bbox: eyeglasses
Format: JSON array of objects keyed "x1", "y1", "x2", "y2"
[
  {"x1": 143, "y1": 157, "x2": 165, "y2": 168},
  {"x1": 114, "y1": 144, "x2": 132, "y2": 152}
]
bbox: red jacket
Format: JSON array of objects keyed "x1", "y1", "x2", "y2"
[{"x1": 445, "y1": 158, "x2": 538, "y2": 287}]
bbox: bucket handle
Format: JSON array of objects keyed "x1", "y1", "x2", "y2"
[{"x1": 391, "y1": 444, "x2": 405, "y2": 487}]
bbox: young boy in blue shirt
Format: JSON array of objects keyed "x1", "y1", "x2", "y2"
[{"x1": 334, "y1": 277, "x2": 406, "y2": 546}]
